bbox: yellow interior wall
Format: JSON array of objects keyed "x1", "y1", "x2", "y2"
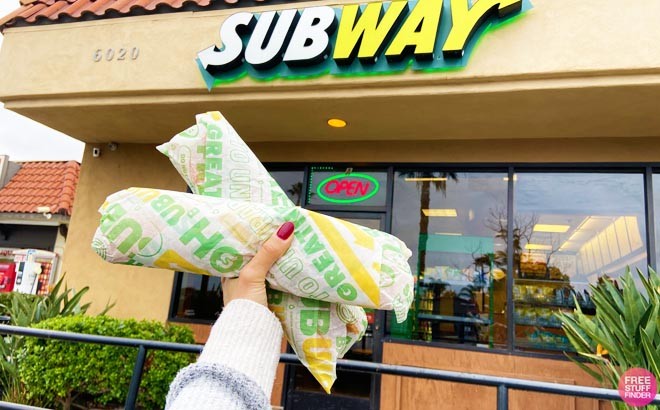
[{"x1": 62, "y1": 144, "x2": 186, "y2": 320}]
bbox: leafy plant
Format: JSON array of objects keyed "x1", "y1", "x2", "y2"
[
  {"x1": 20, "y1": 315, "x2": 195, "y2": 409},
  {"x1": 0, "y1": 275, "x2": 114, "y2": 404},
  {"x1": 558, "y1": 267, "x2": 660, "y2": 410},
  {"x1": 0, "y1": 275, "x2": 114, "y2": 328}
]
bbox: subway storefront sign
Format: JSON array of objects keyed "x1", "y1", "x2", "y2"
[{"x1": 197, "y1": 0, "x2": 532, "y2": 87}]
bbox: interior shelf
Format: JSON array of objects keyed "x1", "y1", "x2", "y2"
[
  {"x1": 418, "y1": 313, "x2": 491, "y2": 325},
  {"x1": 515, "y1": 278, "x2": 590, "y2": 286}
]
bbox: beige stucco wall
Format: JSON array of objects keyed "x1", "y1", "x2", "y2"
[
  {"x1": 62, "y1": 144, "x2": 186, "y2": 320},
  {"x1": 2, "y1": 0, "x2": 660, "y2": 97},
  {"x1": 1, "y1": 0, "x2": 660, "y2": 145},
  {"x1": 251, "y1": 136, "x2": 660, "y2": 163}
]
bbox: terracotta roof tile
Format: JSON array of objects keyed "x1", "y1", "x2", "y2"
[
  {"x1": 0, "y1": 0, "x2": 272, "y2": 30},
  {"x1": 86, "y1": 0, "x2": 118, "y2": 16},
  {"x1": 0, "y1": 161, "x2": 80, "y2": 216},
  {"x1": 0, "y1": 6, "x2": 29, "y2": 26},
  {"x1": 31, "y1": 1, "x2": 69, "y2": 20},
  {"x1": 17, "y1": 3, "x2": 45, "y2": 19},
  {"x1": 61, "y1": 0, "x2": 93, "y2": 17}
]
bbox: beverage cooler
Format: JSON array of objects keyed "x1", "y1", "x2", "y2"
[
  {"x1": 0, "y1": 262, "x2": 16, "y2": 292},
  {"x1": 10, "y1": 249, "x2": 59, "y2": 295}
]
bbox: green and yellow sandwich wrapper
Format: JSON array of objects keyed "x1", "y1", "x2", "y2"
[{"x1": 91, "y1": 112, "x2": 414, "y2": 393}]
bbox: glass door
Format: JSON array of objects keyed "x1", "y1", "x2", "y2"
[{"x1": 284, "y1": 213, "x2": 385, "y2": 410}]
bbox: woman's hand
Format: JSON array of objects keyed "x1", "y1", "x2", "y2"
[{"x1": 221, "y1": 222, "x2": 295, "y2": 307}]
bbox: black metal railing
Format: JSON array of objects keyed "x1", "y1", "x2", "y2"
[{"x1": 0, "y1": 324, "x2": 658, "y2": 410}]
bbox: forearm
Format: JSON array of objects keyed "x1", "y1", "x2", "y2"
[{"x1": 166, "y1": 299, "x2": 283, "y2": 410}]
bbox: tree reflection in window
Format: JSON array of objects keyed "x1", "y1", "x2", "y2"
[{"x1": 390, "y1": 171, "x2": 508, "y2": 348}]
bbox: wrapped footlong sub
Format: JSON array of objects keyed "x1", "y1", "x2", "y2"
[{"x1": 91, "y1": 112, "x2": 414, "y2": 392}]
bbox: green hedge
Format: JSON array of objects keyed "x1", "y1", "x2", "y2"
[{"x1": 20, "y1": 315, "x2": 195, "y2": 409}]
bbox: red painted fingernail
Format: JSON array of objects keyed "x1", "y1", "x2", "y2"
[{"x1": 276, "y1": 222, "x2": 295, "y2": 240}]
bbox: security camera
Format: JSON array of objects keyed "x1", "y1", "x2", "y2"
[
  {"x1": 108, "y1": 142, "x2": 118, "y2": 151},
  {"x1": 92, "y1": 147, "x2": 101, "y2": 158}
]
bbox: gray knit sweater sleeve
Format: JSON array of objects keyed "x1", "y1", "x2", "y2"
[{"x1": 166, "y1": 299, "x2": 284, "y2": 410}]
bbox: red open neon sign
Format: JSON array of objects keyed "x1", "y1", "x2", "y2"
[{"x1": 316, "y1": 173, "x2": 380, "y2": 204}]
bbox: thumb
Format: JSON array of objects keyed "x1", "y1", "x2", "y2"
[{"x1": 239, "y1": 222, "x2": 295, "y2": 285}]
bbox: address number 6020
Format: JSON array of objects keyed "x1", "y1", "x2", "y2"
[{"x1": 93, "y1": 47, "x2": 139, "y2": 62}]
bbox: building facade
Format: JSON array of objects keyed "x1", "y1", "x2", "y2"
[
  {"x1": 2, "y1": 0, "x2": 660, "y2": 408},
  {"x1": 0, "y1": 158, "x2": 80, "y2": 291}
]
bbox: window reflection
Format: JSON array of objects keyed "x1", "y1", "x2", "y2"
[
  {"x1": 513, "y1": 173, "x2": 647, "y2": 352},
  {"x1": 390, "y1": 171, "x2": 508, "y2": 348},
  {"x1": 653, "y1": 174, "x2": 660, "y2": 267},
  {"x1": 269, "y1": 170, "x2": 305, "y2": 206},
  {"x1": 174, "y1": 274, "x2": 223, "y2": 320}
]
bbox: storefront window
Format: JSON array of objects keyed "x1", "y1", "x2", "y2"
[
  {"x1": 172, "y1": 274, "x2": 223, "y2": 320},
  {"x1": 270, "y1": 170, "x2": 306, "y2": 206},
  {"x1": 168, "y1": 165, "x2": 652, "y2": 356},
  {"x1": 170, "y1": 169, "x2": 305, "y2": 322},
  {"x1": 389, "y1": 170, "x2": 508, "y2": 348},
  {"x1": 654, "y1": 173, "x2": 660, "y2": 267},
  {"x1": 513, "y1": 172, "x2": 647, "y2": 352}
]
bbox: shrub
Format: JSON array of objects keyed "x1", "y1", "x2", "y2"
[
  {"x1": 0, "y1": 276, "x2": 113, "y2": 404},
  {"x1": 20, "y1": 315, "x2": 195, "y2": 409},
  {"x1": 558, "y1": 267, "x2": 660, "y2": 410},
  {"x1": 0, "y1": 289, "x2": 56, "y2": 316}
]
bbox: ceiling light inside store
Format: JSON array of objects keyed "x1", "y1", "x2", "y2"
[
  {"x1": 558, "y1": 216, "x2": 606, "y2": 252},
  {"x1": 405, "y1": 177, "x2": 448, "y2": 182},
  {"x1": 327, "y1": 118, "x2": 347, "y2": 128},
  {"x1": 533, "y1": 224, "x2": 570, "y2": 233},
  {"x1": 435, "y1": 232, "x2": 463, "y2": 236},
  {"x1": 564, "y1": 217, "x2": 591, "y2": 243},
  {"x1": 503, "y1": 175, "x2": 518, "y2": 181},
  {"x1": 525, "y1": 243, "x2": 553, "y2": 251},
  {"x1": 423, "y1": 209, "x2": 457, "y2": 217},
  {"x1": 559, "y1": 241, "x2": 578, "y2": 252}
]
